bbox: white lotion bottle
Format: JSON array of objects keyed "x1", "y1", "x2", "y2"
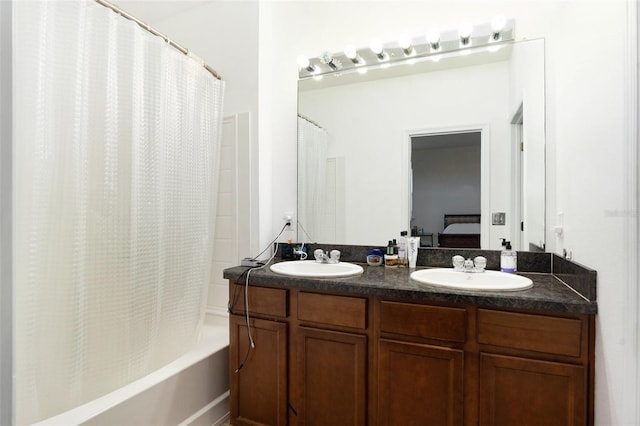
[
  {"x1": 500, "y1": 241, "x2": 517, "y2": 273},
  {"x1": 407, "y1": 237, "x2": 420, "y2": 268}
]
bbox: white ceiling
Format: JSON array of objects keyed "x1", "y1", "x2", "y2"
[{"x1": 111, "y1": 0, "x2": 211, "y2": 24}]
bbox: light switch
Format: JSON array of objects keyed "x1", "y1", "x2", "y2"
[{"x1": 492, "y1": 212, "x2": 506, "y2": 226}]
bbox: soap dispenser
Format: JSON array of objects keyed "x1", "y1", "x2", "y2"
[{"x1": 500, "y1": 241, "x2": 517, "y2": 273}]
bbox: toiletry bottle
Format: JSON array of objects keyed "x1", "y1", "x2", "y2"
[
  {"x1": 500, "y1": 241, "x2": 517, "y2": 273},
  {"x1": 407, "y1": 237, "x2": 419, "y2": 268},
  {"x1": 398, "y1": 231, "x2": 408, "y2": 267},
  {"x1": 385, "y1": 239, "x2": 399, "y2": 268}
]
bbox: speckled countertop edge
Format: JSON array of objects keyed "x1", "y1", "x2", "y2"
[{"x1": 224, "y1": 262, "x2": 598, "y2": 315}]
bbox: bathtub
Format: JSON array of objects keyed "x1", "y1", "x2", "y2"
[{"x1": 36, "y1": 315, "x2": 230, "y2": 426}]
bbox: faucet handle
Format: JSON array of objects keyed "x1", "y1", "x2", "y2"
[
  {"x1": 473, "y1": 256, "x2": 487, "y2": 272},
  {"x1": 314, "y1": 249, "x2": 324, "y2": 262},
  {"x1": 452, "y1": 255, "x2": 465, "y2": 271},
  {"x1": 330, "y1": 250, "x2": 341, "y2": 262}
]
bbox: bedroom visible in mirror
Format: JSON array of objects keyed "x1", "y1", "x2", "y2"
[{"x1": 410, "y1": 131, "x2": 482, "y2": 248}]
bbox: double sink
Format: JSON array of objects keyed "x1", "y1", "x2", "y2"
[{"x1": 269, "y1": 260, "x2": 532, "y2": 291}]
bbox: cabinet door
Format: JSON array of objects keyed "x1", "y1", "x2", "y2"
[
  {"x1": 296, "y1": 327, "x2": 367, "y2": 426},
  {"x1": 378, "y1": 339, "x2": 464, "y2": 426},
  {"x1": 479, "y1": 353, "x2": 586, "y2": 426},
  {"x1": 230, "y1": 314, "x2": 288, "y2": 426}
]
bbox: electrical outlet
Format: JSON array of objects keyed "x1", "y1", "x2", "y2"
[
  {"x1": 492, "y1": 212, "x2": 506, "y2": 226},
  {"x1": 283, "y1": 212, "x2": 295, "y2": 228}
]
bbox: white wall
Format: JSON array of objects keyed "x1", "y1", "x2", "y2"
[
  {"x1": 263, "y1": 1, "x2": 638, "y2": 424},
  {"x1": 147, "y1": 2, "x2": 259, "y2": 119},
  {"x1": 546, "y1": 2, "x2": 635, "y2": 423},
  {"x1": 299, "y1": 60, "x2": 509, "y2": 245}
]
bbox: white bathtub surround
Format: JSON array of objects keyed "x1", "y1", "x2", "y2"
[
  {"x1": 34, "y1": 320, "x2": 230, "y2": 426},
  {"x1": 13, "y1": 1, "x2": 225, "y2": 423}
]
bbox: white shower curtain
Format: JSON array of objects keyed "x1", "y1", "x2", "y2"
[
  {"x1": 13, "y1": 1, "x2": 224, "y2": 423},
  {"x1": 297, "y1": 116, "x2": 328, "y2": 242}
]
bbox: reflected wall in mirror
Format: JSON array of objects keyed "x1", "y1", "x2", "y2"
[{"x1": 298, "y1": 39, "x2": 545, "y2": 250}]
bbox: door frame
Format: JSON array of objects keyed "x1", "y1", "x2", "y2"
[{"x1": 402, "y1": 124, "x2": 490, "y2": 248}]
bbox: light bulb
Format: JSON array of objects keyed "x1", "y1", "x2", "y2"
[
  {"x1": 297, "y1": 55, "x2": 310, "y2": 69},
  {"x1": 370, "y1": 39, "x2": 383, "y2": 55},
  {"x1": 426, "y1": 30, "x2": 440, "y2": 45},
  {"x1": 491, "y1": 14, "x2": 506, "y2": 33},
  {"x1": 344, "y1": 45, "x2": 357, "y2": 60},
  {"x1": 458, "y1": 22, "x2": 473, "y2": 39},
  {"x1": 426, "y1": 30, "x2": 440, "y2": 51},
  {"x1": 398, "y1": 33, "x2": 412, "y2": 50}
]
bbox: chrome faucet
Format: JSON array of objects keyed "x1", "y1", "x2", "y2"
[
  {"x1": 314, "y1": 249, "x2": 341, "y2": 264},
  {"x1": 463, "y1": 258, "x2": 475, "y2": 272}
]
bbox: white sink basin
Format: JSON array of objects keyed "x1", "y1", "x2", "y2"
[
  {"x1": 410, "y1": 268, "x2": 533, "y2": 291},
  {"x1": 270, "y1": 260, "x2": 364, "y2": 278}
]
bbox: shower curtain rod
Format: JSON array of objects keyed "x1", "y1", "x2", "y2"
[
  {"x1": 94, "y1": 0, "x2": 222, "y2": 81},
  {"x1": 298, "y1": 114, "x2": 323, "y2": 129}
]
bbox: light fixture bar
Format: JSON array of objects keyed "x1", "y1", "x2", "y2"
[{"x1": 297, "y1": 16, "x2": 514, "y2": 79}]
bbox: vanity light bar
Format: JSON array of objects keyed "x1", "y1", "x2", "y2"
[{"x1": 297, "y1": 16, "x2": 514, "y2": 79}]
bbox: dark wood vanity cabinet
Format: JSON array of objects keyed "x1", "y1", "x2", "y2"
[
  {"x1": 479, "y1": 353, "x2": 586, "y2": 425},
  {"x1": 378, "y1": 339, "x2": 464, "y2": 425},
  {"x1": 294, "y1": 292, "x2": 368, "y2": 426},
  {"x1": 229, "y1": 284, "x2": 289, "y2": 426},
  {"x1": 377, "y1": 301, "x2": 466, "y2": 425},
  {"x1": 230, "y1": 315, "x2": 288, "y2": 426},
  {"x1": 228, "y1": 282, "x2": 594, "y2": 426},
  {"x1": 476, "y1": 308, "x2": 591, "y2": 426},
  {"x1": 229, "y1": 285, "x2": 368, "y2": 426},
  {"x1": 296, "y1": 326, "x2": 367, "y2": 425}
]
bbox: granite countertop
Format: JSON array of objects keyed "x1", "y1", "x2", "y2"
[{"x1": 223, "y1": 261, "x2": 598, "y2": 315}]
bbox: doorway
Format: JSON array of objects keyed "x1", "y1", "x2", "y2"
[{"x1": 410, "y1": 131, "x2": 482, "y2": 247}]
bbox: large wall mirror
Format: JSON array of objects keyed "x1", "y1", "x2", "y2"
[{"x1": 298, "y1": 38, "x2": 545, "y2": 250}]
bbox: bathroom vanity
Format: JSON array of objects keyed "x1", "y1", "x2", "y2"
[{"x1": 224, "y1": 249, "x2": 596, "y2": 426}]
